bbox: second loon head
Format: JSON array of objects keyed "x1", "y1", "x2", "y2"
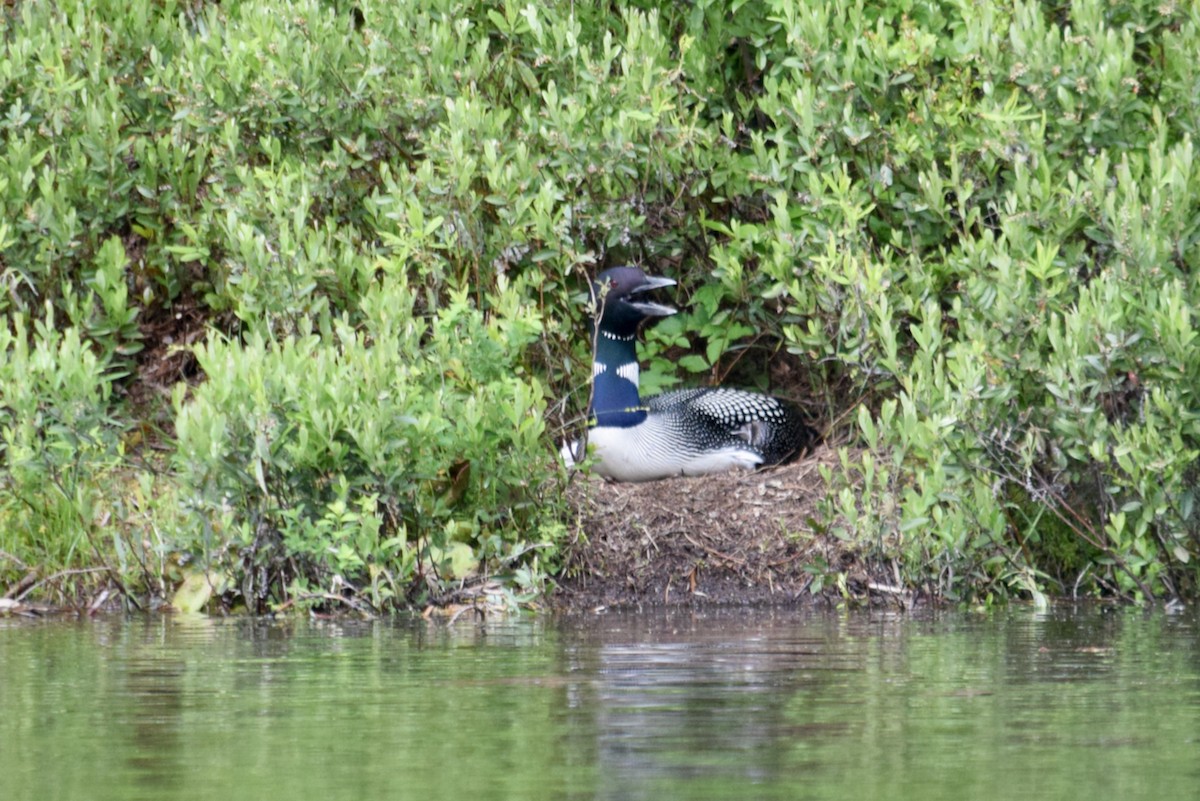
[{"x1": 592, "y1": 266, "x2": 677, "y2": 338}]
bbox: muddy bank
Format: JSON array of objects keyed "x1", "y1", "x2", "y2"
[{"x1": 554, "y1": 445, "x2": 905, "y2": 611}]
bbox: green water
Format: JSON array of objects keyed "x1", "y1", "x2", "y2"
[{"x1": 2, "y1": 607, "x2": 1198, "y2": 800}]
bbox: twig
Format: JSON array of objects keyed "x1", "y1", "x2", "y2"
[
  {"x1": 682, "y1": 532, "x2": 745, "y2": 566},
  {"x1": 15, "y1": 567, "x2": 112, "y2": 602},
  {"x1": 88, "y1": 588, "x2": 112, "y2": 615},
  {"x1": 274, "y1": 592, "x2": 377, "y2": 618},
  {"x1": 446, "y1": 604, "x2": 485, "y2": 625},
  {"x1": 1072, "y1": 564, "x2": 1091, "y2": 599},
  {"x1": 569, "y1": 271, "x2": 610, "y2": 465}
]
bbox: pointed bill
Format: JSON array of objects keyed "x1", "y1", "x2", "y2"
[{"x1": 628, "y1": 274, "x2": 677, "y2": 317}]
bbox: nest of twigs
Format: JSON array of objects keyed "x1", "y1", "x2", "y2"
[{"x1": 554, "y1": 445, "x2": 890, "y2": 610}]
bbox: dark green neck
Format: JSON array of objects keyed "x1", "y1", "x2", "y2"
[{"x1": 590, "y1": 329, "x2": 646, "y2": 428}]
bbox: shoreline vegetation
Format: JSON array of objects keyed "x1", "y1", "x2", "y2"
[{"x1": 3, "y1": 0, "x2": 1200, "y2": 615}]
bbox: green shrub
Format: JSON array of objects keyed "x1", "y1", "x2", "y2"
[
  {"x1": 4, "y1": 0, "x2": 1200, "y2": 607},
  {"x1": 725, "y1": 0, "x2": 1200, "y2": 601},
  {"x1": 171, "y1": 277, "x2": 558, "y2": 611},
  {"x1": 0, "y1": 309, "x2": 123, "y2": 588}
]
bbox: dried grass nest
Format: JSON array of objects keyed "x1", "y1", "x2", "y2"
[{"x1": 554, "y1": 445, "x2": 898, "y2": 610}]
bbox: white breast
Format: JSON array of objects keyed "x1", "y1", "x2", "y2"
[{"x1": 562, "y1": 418, "x2": 762, "y2": 482}]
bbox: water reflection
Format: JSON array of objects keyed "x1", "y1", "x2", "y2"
[
  {"x1": 1, "y1": 606, "x2": 1198, "y2": 801},
  {"x1": 575, "y1": 611, "x2": 868, "y2": 800}
]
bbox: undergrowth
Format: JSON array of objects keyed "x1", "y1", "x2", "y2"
[{"x1": 2, "y1": 0, "x2": 1198, "y2": 610}]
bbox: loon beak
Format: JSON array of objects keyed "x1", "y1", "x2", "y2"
[{"x1": 628, "y1": 274, "x2": 677, "y2": 317}]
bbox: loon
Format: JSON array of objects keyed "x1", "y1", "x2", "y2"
[{"x1": 562, "y1": 266, "x2": 814, "y2": 482}]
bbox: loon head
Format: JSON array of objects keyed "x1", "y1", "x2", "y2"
[{"x1": 592, "y1": 266, "x2": 677, "y2": 338}]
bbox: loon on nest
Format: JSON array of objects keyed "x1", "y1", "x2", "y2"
[{"x1": 562, "y1": 266, "x2": 815, "y2": 482}]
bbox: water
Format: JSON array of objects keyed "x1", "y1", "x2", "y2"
[{"x1": 2, "y1": 606, "x2": 1198, "y2": 800}]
